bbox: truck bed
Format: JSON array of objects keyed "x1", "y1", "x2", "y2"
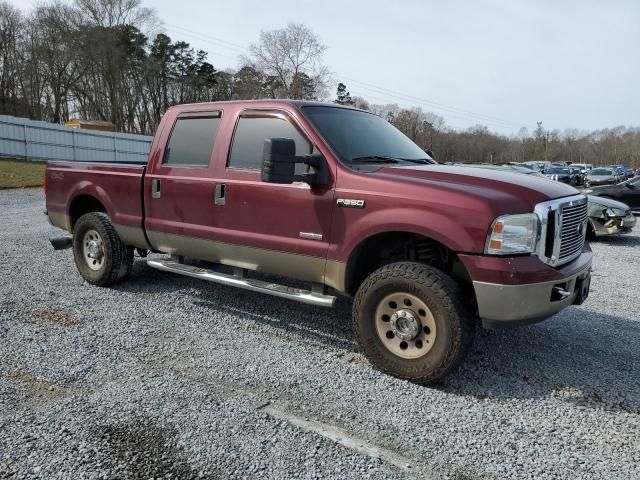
[{"x1": 45, "y1": 161, "x2": 148, "y2": 249}]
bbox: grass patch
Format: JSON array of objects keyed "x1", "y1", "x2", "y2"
[{"x1": 0, "y1": 158, "x2": 46, "y2": 189}]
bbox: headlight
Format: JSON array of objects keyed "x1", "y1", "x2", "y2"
[
  {"x1": 485, "y1": 213, "x2": 539, "y2": 255},
  {"x1": 605, "y1": 207, "x2": 626, "y2": 217}
]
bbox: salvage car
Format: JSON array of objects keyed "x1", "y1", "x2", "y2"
[
  {"x1": 570, "y1": 163, "x2": 592, "y2": 175},
  {"x1": 44, "y1": 100, "x2": 592, "y2": 384},
  {"x1": 569, "y1": 166, "x2": 586, "y2": 186},
  {"x1": 609, "y1": 165, "x2": 629, "y2": 180},
  {"x1": 586, "y1": 167, "x2": 620, "y2": 187},
  {"x1": 545, "y1": 166, "x2": 578, "y2": 185},
  {"x1": 583, "y1": 176, "x2": 640, "y2": 213},
  {"x1": 586, "y1": 196, "x2": 636, "y2": 238}
]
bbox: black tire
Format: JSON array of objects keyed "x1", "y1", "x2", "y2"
[
  {"x1": 353, "y1": 262, "x2": 475, "y2": 384},
  {"x1": 586, "y1": 221, "x2": 597, "y2": 241},
  {"x1": 72, "y1": 212, "x2": 133, "y2": 286}
]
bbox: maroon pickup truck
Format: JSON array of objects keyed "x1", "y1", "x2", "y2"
[{"x1": 45, "y1": 100, "x2": 592, "y2": 383}]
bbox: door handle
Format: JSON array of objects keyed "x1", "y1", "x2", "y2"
[
  {"x1": 214, "y1": 183, "x2": 226, "y2": 205},
  {"x1": 152, "y1": 179, "x2": 161, "y2": 199}
]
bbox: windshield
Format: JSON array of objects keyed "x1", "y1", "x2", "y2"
[
  {"x1": 591, "y1": 168, "x2": 613, "y2": 175},
  {"x1": 548, "y1": 168, "x2": 569, "y2": 174},
  {"x1": 302, "y1": 106, "x2": 434, "y2": 165}
]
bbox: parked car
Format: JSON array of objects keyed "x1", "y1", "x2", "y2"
[
  {"x1": 570, "y1": 163, "x2": 592, "y2": 175},
  {"x1": 519, "y1": 162, "x2": 539, "y2": 171},
  {"x1": 609, "y1": 164, "x2": 629, "y2": 180},
  {"x1": 44, "y1": 100, "x2": 592, "y2": 384},
  {"x1": 586, "y1": 167, "x2": 620, "y2": 187},
  {"x1": 586, "y1": 196, "x2": 636, "y2": 238},
  {"x1": 523, "y1": 161, "x2": 550, "y2": 172},
  {"x1": 583, "y1": 176, "x2": 640, "y2": 213},
  {"x1": 569, "y1": 166, "x2": 586, "y2": 186},
  {"x1": 545, "y1": 166, "x2": 579, "y2": 185}
]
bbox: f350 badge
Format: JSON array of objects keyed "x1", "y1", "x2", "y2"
[{"x1": 336, "y1": 198, "x2": 365, "y2": 209}]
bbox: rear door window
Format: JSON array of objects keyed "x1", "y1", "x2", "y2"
[{"x1": 164, "y1": 113, "x2": 221, "y2": 167}]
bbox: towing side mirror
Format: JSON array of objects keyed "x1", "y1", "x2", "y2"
[{"x1": 261, "y1": 138, "x2": 328, "y2": 186}]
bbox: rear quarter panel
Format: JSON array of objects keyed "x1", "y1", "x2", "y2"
[{"x1": 46, "y1": 162, "x2": 145, "y2": 235}]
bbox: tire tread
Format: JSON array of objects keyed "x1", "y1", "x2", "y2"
[
  {"x1": 353, "y1": 261, "x2": 475, "y2": 384},
  {"x1": 73, "y1": 212, "x2": 132, "y2": 286}
]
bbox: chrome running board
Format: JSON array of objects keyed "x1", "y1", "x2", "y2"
[{"x1": 147, "y1": 258, "x2": 336, "y2": 307}]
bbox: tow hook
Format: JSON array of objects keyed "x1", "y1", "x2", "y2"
[
  {"x1": 50, "y1": 237, "x2": 73, "y2": 250},
  {"x1": 552, "y1": 285, "x2": 571, "y2": 300}
]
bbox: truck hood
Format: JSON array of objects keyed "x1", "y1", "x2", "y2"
[{"x1": 374, "y1": 164, "x2": 579, "y2": 212}]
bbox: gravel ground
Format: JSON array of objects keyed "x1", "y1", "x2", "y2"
[{"x1": 1, "y1": 188, "x2": 639, "y2": 480}]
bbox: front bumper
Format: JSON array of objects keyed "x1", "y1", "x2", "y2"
[{"x1": 466, "y1": 251, "x2": 592, "y2": 328}]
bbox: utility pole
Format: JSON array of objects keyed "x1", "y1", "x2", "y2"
[{"x1": 544, "y1": 132, "x2": 549, "y2": 161}]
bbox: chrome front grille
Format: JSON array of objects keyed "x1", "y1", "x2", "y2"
[
  {"x1": 534, "y1": 194, "x2": 588, "y2": 267},
  {"x1": 559, "y1": 202, "x2": 588, "y2": 260}
]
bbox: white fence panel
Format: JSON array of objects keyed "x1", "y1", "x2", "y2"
[{"x1": 0, "y1": 115, "x2": 152, "y2": 163}]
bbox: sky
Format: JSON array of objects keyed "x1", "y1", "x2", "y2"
[{"x1": 17, "y1": 0, "x2": 640, "y2": 135}]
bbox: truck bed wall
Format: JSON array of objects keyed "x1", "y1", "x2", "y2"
[{"x1": 45, "y1": 161, "x2": 149, "y2": 249}]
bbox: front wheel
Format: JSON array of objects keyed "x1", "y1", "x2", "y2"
[
  {"x1": 72, "y1": 212, "x2": 133, "y2": 286},
  {"x1": 353, "y1": 262, "x2": 475, "y2": 384}
]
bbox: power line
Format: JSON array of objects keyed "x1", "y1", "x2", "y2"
[
  {"x1": 164, "y1": 23, "x2": 251, "y2": 55},
  {"x1": 343, "y1": 82, "x2": 520, "y2": 129},
  {"x1": 342, "y1": 76, "x2": 521, "y2": 127},
  {"x1": 346, "y1": 89, "x2": 517, "y2": 130},
  {"x1": 160, "y1": 22, "x2": 522, "y2": 130},
  {"x1": 163, "y1": 27, "x2": 243, "y2": 63}
]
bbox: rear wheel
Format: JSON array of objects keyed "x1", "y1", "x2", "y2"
[
  {"x1": 353, "y1": 262, "x2": 475, "y2": 384},
  {"x1": 72, "y1": 212, "x2": 133, "y2": 286}
]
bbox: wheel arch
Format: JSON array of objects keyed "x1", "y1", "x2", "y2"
[
  {"x1": 68, "y1": 193, "x2": 109, "y2": 230},
  {"x1": 343, "y1": 229, "x2": 472, "y2": 296}
]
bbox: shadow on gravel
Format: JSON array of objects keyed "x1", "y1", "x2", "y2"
[
  {"x1": 588, "y1": 234, "x2": 640, "y2": 246},
  {"x1": 117, "y1": 261, "x2": 640, "y2": 414},
  {"x1": 96, "y1": 420, "x2": 206, "y2": 479},
  {"x1": 116, "y1": 260, "x2": 356, "y2": 350},
  {"x1": 441, "y1": 311, "x2": 640, "y2": 414}
]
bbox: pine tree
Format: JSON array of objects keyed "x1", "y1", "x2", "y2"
[{"x1": 335, "y1": 82, "x2": 353, "y2": 105}]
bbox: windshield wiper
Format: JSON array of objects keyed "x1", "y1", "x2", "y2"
[
  {"x1": 350, "y1": 155, "x2": 401, "y2": 164},
  {"x1": 397, "y1": 157, "x2": 433, "y2": 165}
]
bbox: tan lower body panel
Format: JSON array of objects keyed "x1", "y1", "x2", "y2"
[
  {"x1": 48, "y1": 211, "x2": 71, "y2": 232},
  {"x1": 113, "y1": 224, "x2": 150, "y2": 249},
  {"x1": 324, "y1": 259, "x2": 347, "y2": 292},
  {"x1": 147, "y1": 230, "x2": 347, "y2": 293},
  {"x1": 46, "y1": 211, "x2": 346, "y2": 292},
  {"x1": 47, "y1": 210, "x2": 149, "y2": 250}
]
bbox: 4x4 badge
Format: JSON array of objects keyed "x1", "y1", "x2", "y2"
[{"x1": 336, "y1": 199, "x2": 365, "y2": 209}]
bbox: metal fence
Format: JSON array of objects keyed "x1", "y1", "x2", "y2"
[{"x1": 0, "y1": 115, "x2": 152, "y2": 163}]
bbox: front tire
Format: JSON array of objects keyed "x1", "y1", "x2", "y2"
[
  {"x1": 72, "y1": 212, "x2": 133, "y2": 286},
  {"x1": 353, "y1": 262, "x2": 475, "y2": 384}
]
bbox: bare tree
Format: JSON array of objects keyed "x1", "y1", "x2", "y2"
[
  {"x1": 73, "y1": 0, "x2": 152, "y2": 27},
  {"x1": 0, "y1": 2, "x2": 23, "y2": 115},
  {"x1": 245, "y1": 23, "x2": 328, "y2": 99}
]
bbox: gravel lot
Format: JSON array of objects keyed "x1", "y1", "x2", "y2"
[{"x1": 1, "y1": 188, "x2": 639, "y2": 480}]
